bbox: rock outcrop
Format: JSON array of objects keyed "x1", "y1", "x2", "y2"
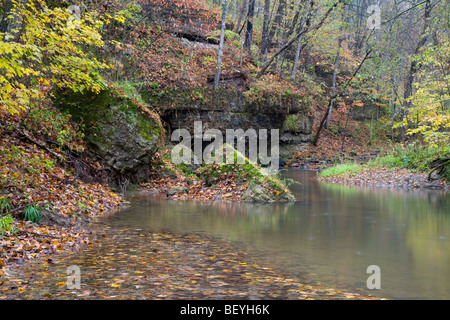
[
  {"x1": 148, "y1": 87, "x2": 313, "y2": 163},
  {"x1": 55, "y1": 86, "x2": 162, "y2": 175}
]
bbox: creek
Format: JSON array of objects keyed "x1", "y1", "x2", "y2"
[{"x1": 106, "y1": 169, "x2": 450, "y2": 299}]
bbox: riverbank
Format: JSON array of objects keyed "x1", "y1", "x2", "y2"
[
  {"x1": 0, "y1": 124, "x2": 125, "y2": 276},
  {"x1": 319, "y1": 165, "x2": 450, "y2": 191},
  {"x1": 0, "y1": 219, "x2": 383, "y2": 300}
]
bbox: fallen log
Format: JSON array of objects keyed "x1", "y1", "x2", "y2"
[{"x1": 428, "y1": 158, "x2": 450, "y2": 181}]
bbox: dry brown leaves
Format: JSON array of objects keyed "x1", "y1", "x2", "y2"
[
  {"x1": 139, "y1": 162, "x2": 248, "y2": 202},
  {"x1": 0, "y1": 129, "x2": 124, "y2": 275}
]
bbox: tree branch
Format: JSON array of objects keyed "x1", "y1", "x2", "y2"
[{"x1": 255, "y1": 0, "x2": 345, "y2": 79}]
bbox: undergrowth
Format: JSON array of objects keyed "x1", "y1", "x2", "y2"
[{"x1": 320, "y1": 142, "x2": 449, "y2": 180}]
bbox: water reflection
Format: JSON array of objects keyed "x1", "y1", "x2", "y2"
[{"x1": 108, "y1": 169, "x2": 450, "y2": 299}]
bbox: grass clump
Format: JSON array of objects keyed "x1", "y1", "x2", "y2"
[{"x1": 319, "y1": 162, "x2": 363, "y2": 178}]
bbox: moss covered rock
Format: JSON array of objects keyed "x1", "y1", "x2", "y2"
[
  {"x1": 54, "y1": 86, "x2": 162, "y2": 174},
  {"x1": 196, "y1": 144, "x2": 295, "y2": 202}
]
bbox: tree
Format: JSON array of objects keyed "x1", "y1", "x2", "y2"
[
  {"x1": 399, "y1": 0, "x2": 432, "y2": 141},
  {"x1": 399, "y1": 1, "x2": 449, "y2": 147},
  {"x1": 260, "y1": 0, "x2": 286, "y2": 57},
  {"x1": 259, "y1": 0, "x2": 271, "y2": 58},
  {"x1": 0, "y1": 0, "x2": 112, "y2": 115},
  {"x1": 214, "y1": 0, "x2": 228, "y2": 89},
  {"x1": 234, "y1": 0, "x2": 248, "y2": 34},
  {"x1": 324, "y1": 37, "x2": 342, "y2": 129},
  {"x1": 243, "y1": 0, "x2": 255, "y2": 50},
  {"x1": 291, "y1": 0, "x2": 312, "y2": 80},
  {"x1": 256, "y1": 0, "x2": 345, "y2": 80}
]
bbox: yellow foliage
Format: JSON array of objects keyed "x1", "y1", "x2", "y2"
[
  {"x1": 0, "y1": 0, "x2": 115, "y2": 115},
  {"x1": 397, "y1": 34, "x2": 450, "y2": 147}
]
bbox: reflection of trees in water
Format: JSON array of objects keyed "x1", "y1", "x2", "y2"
[{"x1": 320, "y1": 181, "x2": 450, "y2": 298}]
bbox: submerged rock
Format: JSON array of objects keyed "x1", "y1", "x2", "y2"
[
  {"x1": 241, "y1": 183, "x2": 295, "y2": 203},
  {"x1": 167, "y1": 186, "x2": 189, "y2": 196}
]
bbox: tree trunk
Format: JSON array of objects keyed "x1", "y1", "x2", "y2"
[
  {"x1": 313, "y1": 48, "x2": 372, "y2": 146},
  {"x1": 259, "y1": 0, "x2": 271, "y2": 58},
  {"x1": 234, "y1": 0, "x2": 248, "y2": 34},
  {"x1": 256, "y1": 0, "x2": 343, "y2": 80},
  {"x1": 244, "y1": 0, "x2": 255, "y2": 50},
  {"x1": 0, "y1": 0, "x2": 13, "y2": 33},
  {"x1": 214, "y1": 0, "x2": 228, "y2": 89},
  {"x1": 399, "y1": 0, "x2": 431, "y2": 141},
  {"x1": 260, "y1": 0, "x2": 286, "y2": 57},
  {"x1": 1, "y1": 0, "x2": 27, "y2": 41},
  {"x1": 325, "y1": 38, "x2": 342, "y2": 129},
  {"x1": 291, "y1": 4, "x2": 309, "y2": 80}
]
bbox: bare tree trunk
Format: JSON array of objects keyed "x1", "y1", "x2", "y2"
[
  {"x1": 259, "y1": 0, "x2": 271, "y2": 59},
  {"x1": 244, "y1": 0, "x2": 255, "y2": 50},
  {"x1": 291, "y1": 4, "x2": 309, "y2": 80},
  {"x1": 214, "y1": 0, "x2": 228, "y2": 89},
  {"x1": 324, "y1": 38, "x2": 342, "y2": 129},
  {"x1": 234, "y1": 0, "x2": 248, "y2": 33},
  {"x1": 399, "y1": 0, "x2": 431, "y2": 141},
  {"x1": 256, "y1": 0, "x2": 344, "y2": 80},
  {"x1": 239, "y1": 25, "x2": 245, "y2": 66},
  {"x1": 260, "y1": 0, "x2": 286, "y2": 58}
]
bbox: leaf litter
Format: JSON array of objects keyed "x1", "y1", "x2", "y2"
[{"x1": 0, "y1": 221, "x2": 382, "y2": 300}]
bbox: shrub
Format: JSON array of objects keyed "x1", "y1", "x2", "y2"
[{"x1": 0, "y1": 215, "x2": 15, "y2": 235}]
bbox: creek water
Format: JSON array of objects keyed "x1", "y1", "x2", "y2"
[{"x1": 107, "y1": 169, "x2": 450, "y2": 300}]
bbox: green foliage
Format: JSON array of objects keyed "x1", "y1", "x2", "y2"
[
  {"x1": 208, "y1": 29, "x2": 240, "y2": 42},
  {"x1": 367, "y1": 154, "x2": 402, "y2": 168},
  {"x1": 394, "y1": 143, "x2": 448, "y2": 172},
  {"x1": 0, "y1": 215, "x2": 15, "y2": 235},
  {"x1": 400, "y1": 39, "x2": 450, "y2": 147},
  {"x1": 368, "y1": 143, "x2": 449, "y2": 177},
  {"x1": 393, "y1": 6, "x2": 449, "y2": 148},
  {"x1": 22, "y1": 104, "x2": 85, "y2": 152},
  {"x1": 116, "y1": 81, "x2": 146, "y2": 105},
  {"x1": 0, "y1": 195, "x2": 11, "y2": 214},
  {"x1": 284, "y1": 115, "x2": 299, "y2": 132},
  {"x1": 23, "y1": 205, "x2": 40, "y2": 224},
  {"x1": 244, "y1": 74, "x2": 302, "y2": 109},
  {"x1": 196, "y1": 145, "x2": 260, "y2": 184},
  {"x1": 0, "y1": 196, "x2": 16, "y2": 235},
  {"x1": 195, "y1": 144, "x2": 293, "y2": 199},
  {"x1": 321, "y1": 143, "x2": 449, "y2": 181},
  {"x1": 319, "y1": 162, "x2": 363, "y2": 178}
]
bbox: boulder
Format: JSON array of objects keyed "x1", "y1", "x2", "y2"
[{"x1": 55, "y1": 86, "x2": 162, "y2": 174}]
